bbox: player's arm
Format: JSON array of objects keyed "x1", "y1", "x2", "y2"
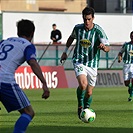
[
  {"x1": 117, "y1": 44, "x2": 125, "y2": 63},
  {"x1": 60, "y1": 36, "x2": 74, "y2": 63},
  {"x1": 28, "y1": 59, "x2": 50, "y2": 99},
  {"x1": 97, "y1": 27, "x2": 110, "y2": 52},
  {"x1": 25, "y1": 45, "x2": 50, "y2": 99}
]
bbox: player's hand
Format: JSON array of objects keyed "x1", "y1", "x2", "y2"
[
  {"x1": 60, "y1": 52, "x2": 68, "y2": 63},
  {"x1": 42, "y1": 84, "x2": 50, "y2": 99},
  {"x1": 97, "y1": 43, "x2": 106, "y2": 51},
  {"x1": 118, "y1": 56, "x2": 122, "y2": 63}
]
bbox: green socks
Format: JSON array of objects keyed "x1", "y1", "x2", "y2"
[
  {"x1": 76, "y1": 87, "x2": 92, "y2": 108},
  {"x1": 84, "y1": 95, "x2": 92, "y2": 108},
  {"x1": 128, "y1": 83, "x2": 133, "y2": 97},
  {"x1": 76, "y1": 87, "x2": 86, "y2": 108}
]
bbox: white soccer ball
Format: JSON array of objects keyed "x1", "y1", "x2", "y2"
[{"x1": 80, "y1": 108, "x2": 96, "y2": 123}]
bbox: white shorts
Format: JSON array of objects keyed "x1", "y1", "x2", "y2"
[
  {"x1": 73, "y1": 63, "x2": 97, "y2": 86},
  {"x1": 123, "y1": 64, "x2": 133, "y2": 81}
]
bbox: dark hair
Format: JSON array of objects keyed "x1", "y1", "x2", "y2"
[
  {"x1": 82, "y1": 7, "x2": 95, "y2": 18},
  {"x1": 17, "y1": 19, "x2": 35, "y2": 37},
  {"x1": 52, "y1": 24, "x2": 56, "y2": 26},
  {"x1": 130, "y1": 31, "x2": 133, "y2": 36}
]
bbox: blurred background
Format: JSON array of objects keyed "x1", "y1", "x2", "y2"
[
  {"x1": 0, "y1": 0, "x2": 132, "y2": 13},
  {"x1": 0, "y1": 0, "x2": 133, "y2": 70}
]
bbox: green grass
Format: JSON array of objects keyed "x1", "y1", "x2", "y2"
[{"x1": 0, "y1": 87, "x2": 133, "y2": 133}]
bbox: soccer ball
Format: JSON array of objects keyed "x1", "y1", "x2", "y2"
[{"x1": 80, "y1": 108, "x2": 96, "y2": 123}]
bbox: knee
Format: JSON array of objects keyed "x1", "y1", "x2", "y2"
[
  {"x1": 80, "y1": 83, "x2": 88, "y2": 90},
  {"x1": 86, "y1": 90, "x2": 92, "y2": 96},
  {"x1": 86, "y1": 86, "x2": 94, "y2": 97},
  {"x1": 30, "y1": 110, "x2": 35, "y2": 118},
  {"x1": 124, "y1": 82, "x2": 130, "y2": 87},
  {"x1": 125, "y1": 84, "x2": 128, "y2": 87},
  {"x1": 19, "y1": 106, "x2": 35, "y2": 119},
  {"x1": 24, "y1": 109, "x2": 35, "y2": 119},
  {"x1": 79, "y1": 82, "x2": 88, "y2": 90},
  {"x1": 124, "y1": 80, "x2": 131, "y2": 87}
]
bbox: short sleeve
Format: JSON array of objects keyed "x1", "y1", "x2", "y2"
[
  {"x1": 70, "y1": 27, "x2": 76, "y2": 39},
  {"x1": 119, "y1": 43, "x2": 126, "y2": 54},
  {"x1": 24, "y1": 44, "x2": 36, "y2": 61},
  {"x1": 96, "y1": 25, "x2": 110, "y2": 46}
]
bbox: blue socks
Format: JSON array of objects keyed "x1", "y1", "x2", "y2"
[{"x1": 13, "y1": 113, "x2": 32, "y2": 133}]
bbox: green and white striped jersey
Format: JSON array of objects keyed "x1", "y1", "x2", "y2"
[
  {"x1": 71, "y1": 23, "x2": 109, "y2": 68},
  {"x1": 119, "y1": 42, "x2": 133, "y2": 64}
]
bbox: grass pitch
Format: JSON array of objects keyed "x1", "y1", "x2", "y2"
[{"x1": 0, "y1": 87, "x2": 133, "y2": 133}]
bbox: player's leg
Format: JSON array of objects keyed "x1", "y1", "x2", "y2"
[
  {"x1": 130, "y1": 64, "x2": 133, "y2": 101},
  {"x1": 128, "y1": 78, "x2": 133, "y2": 101},
  {"x1": 73, "y1": 63, "x2": 88, "y2": 119},
  {"x1": 123, "y1": 64, "x2": 132, "y2": 101},
  {"x1": 13, "y1": 105, "x2": 35, "y2": 133},
  {"x1": 125, "y1": 80, "x2": 132, "y2": 101},
  {"x1": 84, "y1": 85, "x2": 93, "y2": 109},
  {"x1": 84, "y1": 67, "x2": 97, "y2": 108},
  {"x1": 76, "y1": 86, "x2": 86, "y2": 108},
  {"x1": 12, "y1": 88, "x2": 35, "y2": 133},
  {"x1": 76, "y1": 74, "x2": 88, "y2": 119},
  {"x1": 0, "y1": 83, "x2": 34, "y2": 133}
]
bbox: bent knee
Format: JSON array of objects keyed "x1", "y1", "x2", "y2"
[
  {"x1": 86, "y1": 91, "x2": 92, "y2": 96},
  {"x1": 80, "y1": 83, "x2": 88, "y2": 90},
  {"x1": 30, "y1": 110, "x2": 35, "y2": 118},
  {"x1": 19, "y1": 106, "x2": 35, "y2": 118}
]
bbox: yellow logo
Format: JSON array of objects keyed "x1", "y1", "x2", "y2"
[
  {"x1": 129, "y1": 50, "x2": 133, "y2": 56},
  {"x1": 80, "y1": 39, "x2": 91, "y2": 48}
]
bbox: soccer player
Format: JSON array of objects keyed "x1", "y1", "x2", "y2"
[
  {"x1": 0, "y1": 19, "x2": 50, "y2": 132},
  {"x1": 60, "y1": 7, "x2": 110, "y2": 119},
  {"x1": 118, "y1": 31, "x2": 133, "y2": 102}
]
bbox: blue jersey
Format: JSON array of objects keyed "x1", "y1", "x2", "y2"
[{"x1": 0, "y1": 37, "x2": 36, "y2": 83}]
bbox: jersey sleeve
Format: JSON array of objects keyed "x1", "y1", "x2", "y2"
[
  {"x1": 70, "y1": 26, "x2": 76, "y2": 39},
  {"x1": 119, "y1": 43, "x2": 126, "y2": 54},
  {"x1": 24, "y1": 44, "x2": 36, "y2": 61},
  {"x1": 96, "y1": 25, "x2": 110, "y2": 46}
]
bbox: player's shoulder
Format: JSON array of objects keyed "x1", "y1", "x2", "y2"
[
  {"x1": 7, "y1": 37, "x2": 34, "y2": 50},
  {"x1": 124, "y1": 41, "x2": 130, "y2": 45},
  {"x1": 74, "y1": 23, "x2": 84, "y2": 29},
  {"x1": 7, "y1": 37, "x2": 30, "y2": 43},
  {"x1": 94, "y1": 24, "x2": 104, "y2": 30}
]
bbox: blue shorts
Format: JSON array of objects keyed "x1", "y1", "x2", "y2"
[{"x1": 0, "y1": 82, "x2": 30, "y2": 113}]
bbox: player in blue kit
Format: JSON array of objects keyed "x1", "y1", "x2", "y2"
[{"x1": 0, "y1": 19, "x2": 50, "y2": 133}]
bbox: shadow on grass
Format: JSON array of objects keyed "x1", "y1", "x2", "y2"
[{"x1": 1, "y1": 126, "x2": 133, "y2": 133}]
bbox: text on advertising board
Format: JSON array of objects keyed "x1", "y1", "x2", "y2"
[{"x1": 15, "y1": 66, "x2": 68, "y2": 89}]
